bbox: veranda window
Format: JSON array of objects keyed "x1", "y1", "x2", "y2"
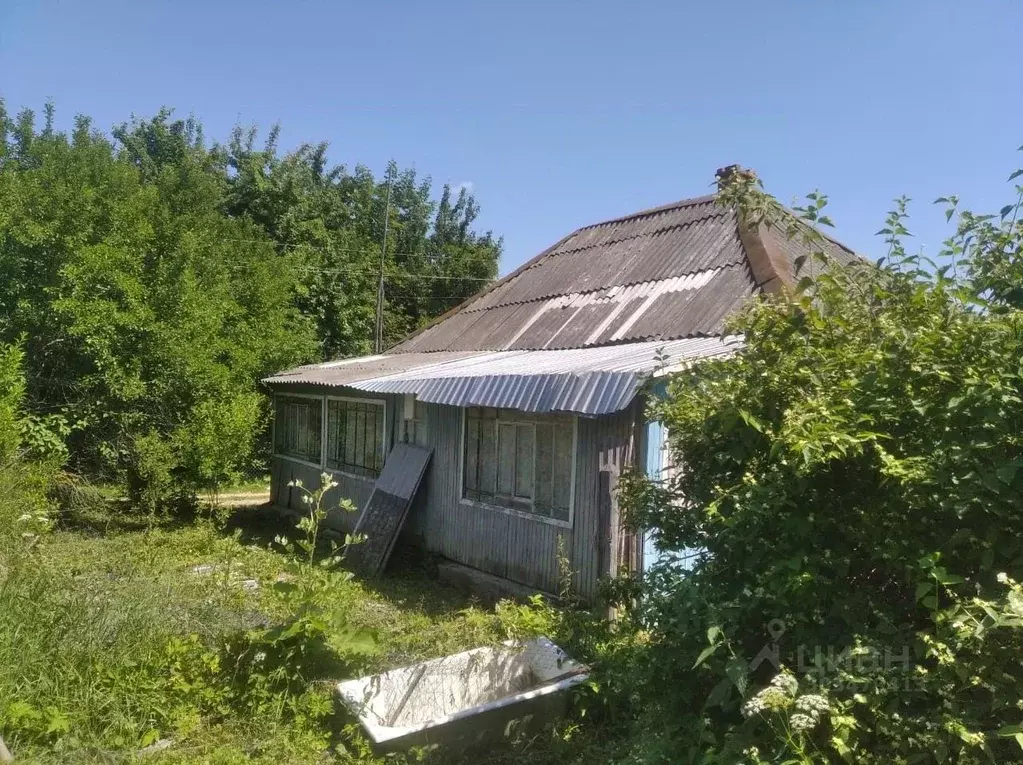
[
  {"x1": 462, "y1": 407, "x2": 574, "y2": 523},
  {"x1": 327, "y1": 398, "x2": 386, "y2": 478},
  {"x1": 275, "y1": 396, "x2": 323, "y2": 464}
]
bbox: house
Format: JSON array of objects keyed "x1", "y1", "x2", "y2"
[{"x1": 263, "y1": 168, "x2": 856, "y2": 601}]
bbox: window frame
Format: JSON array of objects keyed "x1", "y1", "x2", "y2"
[
  {"x1": 403, "y1": 397, "x2": 429, "y2": 446},
  {"x1": 458, "y1": 407, "x2": 577, "y2": 529},
  {"x1": 272, "y1": 392, "x2": 326, "y2": 468},
  {"x1": 324, "y1": 394, "x2": 389, "y2": 479}
]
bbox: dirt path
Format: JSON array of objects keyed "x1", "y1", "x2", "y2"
[{"x1": 201, "y1": 491, "x2": 271, "y2": 507}]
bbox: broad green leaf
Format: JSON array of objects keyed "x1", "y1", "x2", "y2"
[
  {"x1": 724, "y1": 656, "x2": 748, "y2": 693},
  {"x1": 693, "y1": 643, "x2": 720, "y2": 669}
]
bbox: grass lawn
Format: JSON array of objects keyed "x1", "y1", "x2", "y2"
[{"x1": 0, "y1": 503, "x2": 622, "y2": 764}]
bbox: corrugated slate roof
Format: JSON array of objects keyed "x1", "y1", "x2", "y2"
[
  {"x1": 389, "y1": 193, "x2": 855, "y2": 354},
  {"x1": 264, "y1": 337, "x2": 743, "y2": 415},
  {"x1": 267, "y1": 183, "x2": 857, "y2": 414}
]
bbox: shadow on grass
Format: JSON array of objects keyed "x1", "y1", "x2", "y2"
[{"x1": 55, "y1": 496, "x2": 197, "y2": 536}]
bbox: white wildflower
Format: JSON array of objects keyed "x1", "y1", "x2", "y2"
[
  {"x1": 997, "y1": 572, "x2": 1008, "y2": 583},
  {"x1": 17, "y1": 513, "x2": 32, "y2": 522},
  {"x1": 742, "y1": 695, "x2": 766, "y2": 717},
  {"x1": 789, "y1": 712, "x2": 818, "y2": 732},
  {"x1": 742, "y1": 681, "x2": 795, "y2": 718},
  {"x1": 794, "y1": 693, "x2": 830, "y2": 716},
  {"x1": 770, "y1": 671, "x2": 799, "y2": 696},
  {"x1": 742, "y1": 672, "x2": 803, "y2": 719}
]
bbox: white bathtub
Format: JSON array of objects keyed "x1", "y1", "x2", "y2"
[{"x1": 337, "y1": 637, "x2": 589, "y2": 751}]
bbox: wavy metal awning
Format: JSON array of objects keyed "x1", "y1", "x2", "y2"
[{"x1": 263, "y1": 336, "x2": 742, "y2": 416}]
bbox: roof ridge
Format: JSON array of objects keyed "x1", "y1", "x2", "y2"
[
  {"x1": 572, "y1": 192, "x2": 719, "y2": 232},
  {"x1": 546, "y1": 210, "x2": 729, "y2": 259}
]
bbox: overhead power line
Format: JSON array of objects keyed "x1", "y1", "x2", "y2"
[
  {"x1": 220, "y1": 259, "x2": 494, "y2": 282},
  {"x1": 215, "y1": 235, "x2": 489, "y2": 263}
]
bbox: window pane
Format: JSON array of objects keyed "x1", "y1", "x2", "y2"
[
  {"x1": 361, "y1": 404, "x2": 370, "y2": 469},
  {"x1": 311, "y1": 403, "x2": 322, "y2": 460},
  {"x1": 326, "y1": 402, "x2": 338, "y2": 467},
  {"x1": 308, "y1": 403, "x2": 321, "y2": 462},
  {"x1": 465, "y1": 416, "x2": 480, "y2": 492},
  {"x1": 552, "y1": 423, "x2": 573, "y2": 519},
  {"x1": 295, "y1": 400, "x2": 387, "y2": 476},
  {"x1": 479, "y1": 418, "x2": 497, "y2": 495},
  {"x1": 515, "y1": 424, "x2": 534, "y2": 500},
  {"x1": 344, "y1": 404, "x2": 357, "y2": 467},
  {"x1": 534, "y1": 423, "x2": 553, "y2": 515},
  {"x1": 367, "y1": 406, "x2": 380, "y2": 471},
  {"x1": 298, "y1": 405, "x2": 310, "y2": 455},
  {"x1": 275, "y1": 397, "x2": 323, "y2": 463},
  {"x1": 497, "y1": 423, "x2": 517, "y2": 497},
  {"x1": 461, "y1": 408, "x2": 573, "y2": 523},
  {"x1": 356, "y1": 405, "x2": 363, "y2": 466}
]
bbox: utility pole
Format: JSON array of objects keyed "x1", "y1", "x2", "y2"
[{"x1": 374, "y1": 176, "x2": 392, "y2": 354}]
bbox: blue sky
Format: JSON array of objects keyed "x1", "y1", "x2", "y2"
[{"x1": 2, "y1": 0, "x2": 1021, "y2": 277}]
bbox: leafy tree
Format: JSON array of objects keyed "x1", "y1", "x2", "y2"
[
  {"x1": 0, "y1": 103, "x2": 317, "y2": 492},
  {"x1": 222, "y1": 127, "x2": 501, "y2": 356},
  {"x1": 617, "y1": 161, "x2": 1023, "y2": 763},
  {"x1": 0, "y1": 100, "x2": 501, "y2": 499}
]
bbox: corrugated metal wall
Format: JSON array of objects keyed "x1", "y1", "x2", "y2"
[
  {"x1": 270, "y1": 457, "x2": 374, "y2": 531},
  {"x1": 402, "y1": 401, "x2": 639, "y2": 600},
  {"x1": 269, "y1": 387, "x2": 640, "y2": 601},
  {"x1": 270, "y1": 385, "x2": 404, "y2": 532}
]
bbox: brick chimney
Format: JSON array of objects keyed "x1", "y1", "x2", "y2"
[{"x1": 715, "y1": 164, "x2": 758, "y2": 191}]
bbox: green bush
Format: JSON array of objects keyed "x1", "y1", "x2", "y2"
[
  {"x1": 617, "y1": 165, "x2": 1023, "y2": 762},
  {"x1": 0, "y1": 342, "x2": 55, "y2": 548},
  {"x1": 0, "y1": 342, "x2": 25, "y2": 464},
  {"x1": 125, "y1": 430, "x2": 177, "y2": 515}
]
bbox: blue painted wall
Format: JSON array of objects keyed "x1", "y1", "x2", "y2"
[
  {"x1": 642, "y1": 418, "x2": 666, "y2": 572},
  {"x1": 641, "y1": 380, "x2": 703, "y2": 573}
]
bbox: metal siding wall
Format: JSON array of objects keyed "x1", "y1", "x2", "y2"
[
  {"x1": 270, "y1": 456, "x2": 375, "y2": 532},
  {"x1": 414, "y1": 403, "x2": 569, "y2": 594},
  {"x1": 268, "y1": 385, "x2": 402, "y2": 534},
  {"x1": 572, "y1": 415, "x2": 601, "y2": 600},
  {"x1": 270, "y1": 391, "x2": 641, "y2": 600},
  {"x1": 411, "y1": 401, "x2": 639, "y2": 600},
  {"x1": 596, "y1": 403, "x2": 641, "y2": 580}
]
